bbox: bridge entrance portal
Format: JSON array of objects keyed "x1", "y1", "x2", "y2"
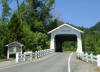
[
  {"x1": 55, "y1": 34, "x2": 77, "y2": 52},
  {"x1": 48, "y1": 24, "x2": 84, "y2": 53}
]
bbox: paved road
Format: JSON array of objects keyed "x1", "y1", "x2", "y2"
[
  {"x1": 0, "y1": 52, "x2": 99, "y2": 72},
  {"x1": 0, "y1": 53, "x2": 70, "y2": 72}
]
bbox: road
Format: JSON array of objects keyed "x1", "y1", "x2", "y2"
[{"x1": 0, "y1": 52, "x2": 99, "y2": 72}]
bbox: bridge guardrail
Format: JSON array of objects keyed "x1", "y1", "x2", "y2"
[
  {"x1": 77, "y1": 53, "x2": 100, "y2": 67},
  {"x1": 16, "y1": 49, "x2": 54, "y2": 63}
]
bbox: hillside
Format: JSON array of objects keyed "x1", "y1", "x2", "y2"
[{"x1": 90, "y1": 22, "x2": 100, "y2": 31}]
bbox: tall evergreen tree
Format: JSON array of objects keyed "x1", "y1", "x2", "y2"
[
  {"x1": 18, "y1": 0, "x2": 55, "y2": 32},
  {"x1": 8, "y1": 14, "x2": 23, "y2": 42},
  {"x1": 0, "y1": 0, "x2": 11, "y2": 24}
]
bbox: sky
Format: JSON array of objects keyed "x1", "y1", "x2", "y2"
[
  {"x1": 55, "y1": 0, "x2": 100, "y2": 28},
  {"x1": 0, "y1": 0, "x2": 100, "y2": 28}
]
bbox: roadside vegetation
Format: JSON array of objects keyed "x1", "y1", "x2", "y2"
[{"x1": 0, "y1": 0, "x2": 100, "y2": 58}]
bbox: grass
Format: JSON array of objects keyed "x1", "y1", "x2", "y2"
[
  {"x1": 0, "y1": 58, "x2": 15, "y2": 63},
  {"x1": 0, "y1": 59, "x2": 7, "y2": 62},
  {"x1": 96, "y1": 67, "x2": 100, "y2": 71},
  {"x1": 62, "y1": 49, "x2": 76, "y2": 52}
]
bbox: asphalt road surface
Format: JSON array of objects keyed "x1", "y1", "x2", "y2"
[{"x1": 0, "y1": 52, "x2": 99, "y2": 72}]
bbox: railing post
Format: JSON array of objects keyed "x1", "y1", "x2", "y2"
[
  {"x1": 90, "y1": 53, "x2": 93, "y2": 63},
  {"x1": 44, "y1": 50, "x2": 46, "y2": 55},
  {"x1": 45, "y1": 50, "x2": 47, "y2": 55},
  {"x1": 46, "y1": 49, "x2": 47, "y2": 54},
  {"x1": 97, "y1": 55, "x2": 100, "y2": 67},
  {"x1": 23, "y1": 54, "x2": 26, "y2": 61},
  {"x1": 49, "y1": 49, "x2": 50, "y2": 54},
  {"x1": 20, "y1": 53, "x2": 23, "y2": 59},
  {"x1": 16, "y1": 53, "x2": 19, "y2": 63},
  {"x1": 30, "y1": 53, "x2": 32, "y2": 61},
  {"x1": 80, "y1": 53, "x2": 83, "y2": 60},
  {"x1": 48, "y1": 49, "x2": 49, "y2": 54},
  {"x1": 40, "y1": 50, "x2": 42, "y2": 57},
  {"x1": 49, "y1": 49, "x2": 51, "y2": 54},
  {"x1": 47, "y1": 49, "x2": 48, "y2": 54},
  {"x1": 42, "y1": 50, "x2": 44, "y2": 56},
  {"x1": 82, "y1": 53, "x2": 85, "y2": 60},
  {"x1": 37, "y1": 51, "x2": 40, "y2": 58},
  {"x1": 85, "y1": 53, "x2": 88, "y2": 62},
  {"x1": 35, "y1": 51, "x2": 37, "y2": 59},
  {"x1": 41, "y1": 50, "x2": 43, "y2": 57},
  {"x1": 39, "y1": 51, "x2": 41, "y2": 58}
]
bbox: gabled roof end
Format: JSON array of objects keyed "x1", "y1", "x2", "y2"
[{"x1": 48, "y1": 24, "x2": 84, "y2": 34}]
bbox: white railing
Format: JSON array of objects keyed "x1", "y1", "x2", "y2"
[
  {"x1": 77, "y1": 53, "x2": 100, "y2": 67},
  {"x1": 16, "y1": 49, "x2": 54, "y2": 63}
]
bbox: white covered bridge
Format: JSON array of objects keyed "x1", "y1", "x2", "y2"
[
  {"x1": 0, "y1": 24, "x2": 100, "y2": 72},
  {"x1": 48, "y1": 24, "x2": 84, "y2": 53}
]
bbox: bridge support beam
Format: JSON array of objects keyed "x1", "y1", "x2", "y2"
[
  {"x1": 50, "y1": 34, "x2": 55, "y2": 51},
  {"x1": 76, "y1": 33, "x2": 83, "y2": 53}
]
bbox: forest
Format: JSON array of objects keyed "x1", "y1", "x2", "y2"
[{"x1": 0, "y1": 0, "x2": 100, "y2": 58}]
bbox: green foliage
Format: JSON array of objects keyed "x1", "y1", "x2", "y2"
[
  {"x1": 31, "y1": 18, "x2": 45, "y2": 32},
  {"x1": 0, "y1": 0, "x2": 57, "y2": 58},
  {"x1": 0, "y1": 23, "x2": 8, "y2": 58},
  {"x1": 0, "y1": 0, "x2": 100, "y2": 59},
  {"x1": 61, "y1": 23, "x2": 100, "y2": 54},
  {"x1": 33, "y1": 32, "x2": 49, "y2": 51},
  {"x1": 0, "y1": 0, "x2": 11, "y2": 24},
  {"x1": 91, "y1": 22, "x2": 100, "y2": 31},
  {"x1": 8, "y1": 14, "x2": 23, "y2": 42},
  {"x1": 82, "y1": 23, "x2": 100, "y2": 54},
  {"x1": 21, "y1": 25, "x2": 35, "y2": 51},
  {"x1": 62, "y1": 41, "x2": 77, "y2": 51},
  {"x1": 46, "y1": 19, "x2": 60, "y2": 32},
  {"x1": 18, "y1": 0, "x2": 56, "y2": 32}
]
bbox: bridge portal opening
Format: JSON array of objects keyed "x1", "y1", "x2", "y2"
[
  {"x1": 49, "y1": 24, "x2": 83, "y2": 53},
  {"x1": 55, "y1": 34, "x2": 77, "y2": 52}
]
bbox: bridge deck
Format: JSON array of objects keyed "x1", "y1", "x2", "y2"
[{"x1": 0, "y1": 52, "x2": 99, "y2": 72}]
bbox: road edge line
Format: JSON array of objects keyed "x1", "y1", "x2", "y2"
[{"x1": 68, "y1": 52, "x2": 73, "y2": 72}]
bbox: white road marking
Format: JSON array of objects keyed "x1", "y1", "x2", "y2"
[{"x1": 68, "y1": 52, "x2": 73, "y2": 72}]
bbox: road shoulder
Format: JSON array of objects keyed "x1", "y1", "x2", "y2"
[
  {"x1": 0, "y1": 53, "x2": 57, "y2": 69},
  {"x1": 70, "y1": 53, "x2": 99, "y2": 72}
]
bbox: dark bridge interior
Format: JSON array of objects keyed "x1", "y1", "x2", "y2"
[{"x1": 55, "y1": 34, "x2": 77, "y2": 52}]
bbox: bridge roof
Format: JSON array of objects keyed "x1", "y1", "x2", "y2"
[
  {"x1": 6, "y1": 41, "x2": 24, "y2": 47},
  {"x1": 48, "y1": 24, "x2": 84, "y2": 34}
]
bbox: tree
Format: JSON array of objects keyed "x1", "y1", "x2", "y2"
[
  {"x1": 0, "y1": 0, "x2": 11, "y2": 24},
  {"x1": 0, "y1": 23, "x2": 8, "y2": 58},
  {"x1": 33, "y1": 32, "x2": 49, "y2": 51},
  {"x1": 46, "y1": 19, "x2": 60, "y2": 32},
  {"x1": 16, "y1": 0, "x2": 20, "y2": 14},
  {"x1": 21, "y1": 25, "x2": 35, "y2": 51},
  {"x1": 8, "y1": 14, "x2": 23, "y2": 42},
  {"x1": 32, "y1": 19, "x2": 44, "y2": 32},
  {"x1": 19, "y1": 2, "x2": 26, "y2": 20},
  {"x1": 39, "y1": 0, "x2": 55, "y2": 25},
  {"x1": 18, "y1": 0, "x2": 55, "y2": 33}
]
